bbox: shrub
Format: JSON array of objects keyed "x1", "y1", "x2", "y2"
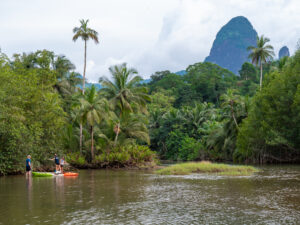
[
  {"x1": 93, "y1": 144, "x2": 157, "y2": 167},
  {"x1": 178, "y1": 137, "x2": 203, "y2": 161},
  {"x1": 66, "y1": 152, "x2": 86, "y2": 167}
]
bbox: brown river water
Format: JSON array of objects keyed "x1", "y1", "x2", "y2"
[{"x1": 0, "y1": 165, "x2": 299, "y2": 224}]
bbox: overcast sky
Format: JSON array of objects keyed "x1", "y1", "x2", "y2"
[{"x1": 1, "y1": 0, "x2": 299, "y2": 82}]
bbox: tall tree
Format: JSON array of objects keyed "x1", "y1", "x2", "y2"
[
  {"x1": 248, "y1": 35, "x2": 275, "y2": 90},
  {"x1": 72, "y1": 19, "x2": 99, "y2": 152},
  {"x1": 72, "y1": 19, "x2": 99, "y2": 94}
]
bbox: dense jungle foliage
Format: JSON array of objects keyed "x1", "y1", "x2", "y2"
[
  {"x1": 146, "y1": 52, "x2": 300, "y2": 163},
  {"x1": 0, "y1": 46, "x2": 299, "y2": 175}
]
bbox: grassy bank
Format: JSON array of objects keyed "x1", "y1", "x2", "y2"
[{"x1": 156, "y1": 161, "x2": 259, "y2": 176}]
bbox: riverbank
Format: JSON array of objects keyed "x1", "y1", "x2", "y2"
[
  {"x1": 65, "y1": 161, "x2": 158, "y2": 170},
  {"x1": 156, "y1": 161, "x2": 259, "y2": 176},
  {"x1": 0, "y1": 160, "x2": 158, "y2": 176}
]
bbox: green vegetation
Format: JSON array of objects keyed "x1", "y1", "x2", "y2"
[
  {"x1": 0, "y1": 18, "x2": 299, "y2": 176},
  {"x1": 0, "y1": 50, "x2": 66, "y2": 175},
  {"x1": 0, "y1": 46, "x2": 155, "y2": 174},
  {"x1": 236, "y1": 50, "x2": 300, "y2": 163},
  {"x1": 147, "y1": 46, "x2": 300, "y2": 164},
  {"x1": 156, "y1": 161, "x2": 259, "y2": 176},
  {"x1": 94, "y1": 144, "x2": 157, "y2": 168},
  {"x1": 147, "y1": 62, "x2": 252, "y2": 161}
]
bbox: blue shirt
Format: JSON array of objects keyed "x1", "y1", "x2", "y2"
[
  {"x1": 26, "y1": 158, "x2": 31, "y2": 167},
  {"x1": 55, "y1": 156, "x2": 59, "y2": 164}
]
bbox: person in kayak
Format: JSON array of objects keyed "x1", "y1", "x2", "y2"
[
  {"x1": 26, "y1": 155, "x2": 31, "y2": 177},
  {"x1": 54, "y1": 154, "x2": 60, "y2": 172},
  {"x1": 60, "y1": 156, "x2": 65, "y2": 174}
]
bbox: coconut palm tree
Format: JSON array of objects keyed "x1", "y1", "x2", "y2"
[
  {"x1": 220, "y1": 89, "x2": 241, "y2": 128},
  {"x1": 116, "y1": 113, "x2": 150, "y2": 145},
  {"x1": 73, "y1": 19, "x2": 99, "y2": 152},
  {"x1": 99, "y1": 63, "x2": 151, "y2": 144},
  {"x1": 62, "y1": 124, "x2": 79, "y2": 153},
  {"x1": 98, "y1": 113, "x2": 150, "y2": 148},
  {"x1": 79, "y1": 85, "x2": 110, "y2": 161},
  {"x1": 100, "y1": 63, "x2": 150, "y2": 114},
  {"x1": 72, "y1": 19, "x2": 99, "y2": 94},
  {"x1": 248, "y1": 35, "x2": 275, "y2": 90}
]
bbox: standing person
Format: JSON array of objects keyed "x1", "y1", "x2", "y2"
[
  {"x1": 26, "y1": 155, "x2": 31, "y2": 177},
  {"x1": 60, "y1": 157, "x2": 65, "y2": 174},
  {"x1": 54, "y1": 154, "x2": 60, "y2": 173}
]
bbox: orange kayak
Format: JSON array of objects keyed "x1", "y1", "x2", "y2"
[{"x1": 64, "y1": 172, "x2": 78, "y2": 177}]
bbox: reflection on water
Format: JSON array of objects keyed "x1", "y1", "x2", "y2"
[
  {"x1": 26, "y1": 176, "x2": 32, "y2": 211},
  {"x1": 0, "y1": 166, "x2": 300, "y2": 224}
]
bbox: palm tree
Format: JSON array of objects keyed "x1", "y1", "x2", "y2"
[
  {"x1": 248, "y1": 35, "x2": 275, "y2": 90},
  {"x1": 99, "y1": 113, "x2": 150, "y2": 148},
  {"x1": 99, "y1": 63, "x2": 151, "y2": 144},
  {"x1": 181, "y1": 103, "x2": 216, "y2": 138},
  {"x1": 62, "y1": 124, "x2": 79, "y2": 153},
  {"x1": 79, "y1": 85, "x2": 110, "y2": 161},
  {"x1": 220, "y1": 89, "x2": 240, "y2": 128},
  {"x1": 53, "y1": 55, "x2": 78, "y2": 99},
  {"x1": 117, "y1": 113, "x2": 150, "y2": 145},
  {"x1": 72, "y1": 19, "x2": 99, "y2": 94},
  {"x1": 73, "y1": 19, "x2": 99, "y2": 153},
  {"x1": 53, "y1": 55, "x2": 75, "y2": 79},
  {"x1": 100, "y1": 63, "x2": 150, "y2": 114}
]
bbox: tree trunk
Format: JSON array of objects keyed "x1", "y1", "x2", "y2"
[
  {"x1": 91, "y1": 126, "x2": 94, "y2": 161},
  {"x1": 230, "y1": 100, "x2": 239, "y2": 128},
  {"x1": 114, "y1": 123, "x2": 120, "y2": 147},
  {"x1": 83, "y1": 40, "x2": 87, "y2": 94},
  {"x1": 79, "y1": 123, "x2": 83, "y2": 153},
  {"x1": 259, "y1": 60, "x2": 263, "y2": 91},
  {"x1": 79, "y1": 40, "x2": 87, "y2": 153}
]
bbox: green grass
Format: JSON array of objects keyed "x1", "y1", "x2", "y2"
[
  {"x1": 155, "y1": 161, "x2": 259, "y2": 176},
  {"x1": 32, "y1": 172, "x2": 53, "y2": 177}
]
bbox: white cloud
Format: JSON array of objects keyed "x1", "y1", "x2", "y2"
[{"x1": 0, "y1": 0, "x2": 299, "y2": 82}]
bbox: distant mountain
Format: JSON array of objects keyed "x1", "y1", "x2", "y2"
[
  {"x1": 76, "y1": 74, "x2": 102, "y2": 90},
  {"x1": 140, "y1": 79, "x2": 151, "y2": 84},
  {"x1": 140, "y1": 70, "x2": 186, "y2": 85},
  {"x1": 85, "y1": 82, "x2": 102, "y2": 89},
  {"x1": 80, "y1": 70, "x2": 186, "y2": 88},
  {"x1": 205, "y1": 16, "x2": 258, "y2": 74},
  {"x1": 279, "y1": 46, "x2": 290, "y2": 59},
  {"x1": 175, "y1": 70, "x2": 187, "y2": 76}
]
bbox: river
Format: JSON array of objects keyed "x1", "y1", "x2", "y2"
[{"x1": 0, "y1": 165, "x2": 299, "y2": 224}]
